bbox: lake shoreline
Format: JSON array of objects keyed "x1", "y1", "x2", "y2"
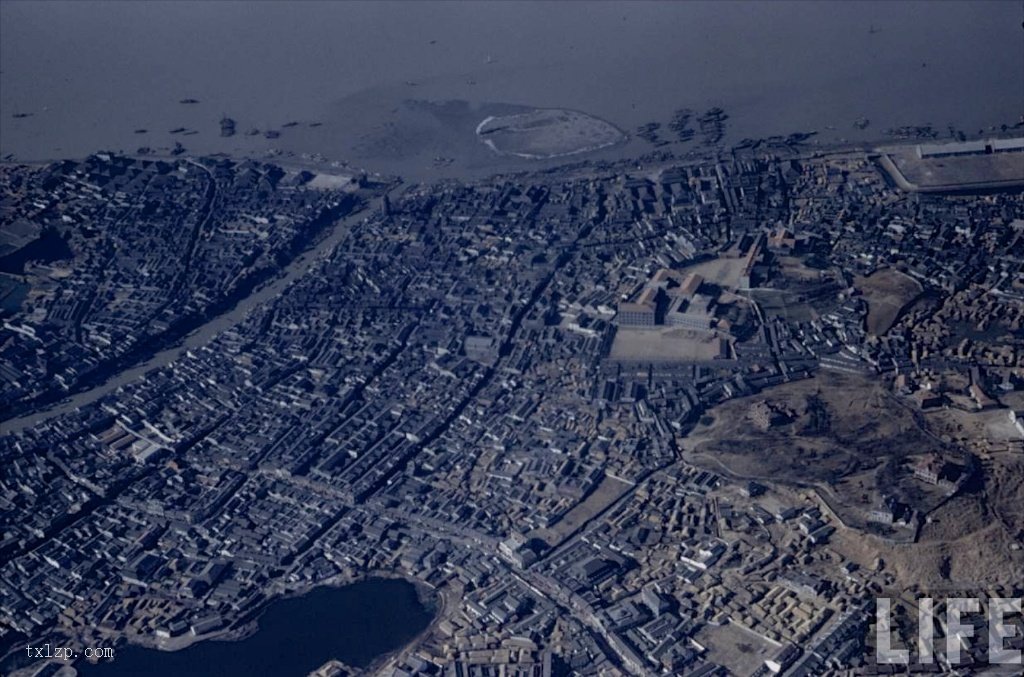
[{"x1": 66, "y1": 574, "x2": 438, "y2": 677}]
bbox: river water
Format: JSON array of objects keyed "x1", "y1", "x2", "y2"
[
  {"x1": 2, "y1": 1, "x2": 1021, "y2": 180},
  {"x1": 0, "y1": 1, "x2": 1020, "y2": 672},
  {"x1": 75, "y1": 579, "x2": 435, "y2": 677}
]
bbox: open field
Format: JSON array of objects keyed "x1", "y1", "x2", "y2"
[
  {"x1": 775, "y1": 255, "x2": 826, "y2": 282},
  {"x1": 0, "y1": 219, "x2": 41, "y2": 256},
  {"x1": 749, "y1": 288, "x2": 817, "y2": 323},
  {"x1": 683, "y1": 369, "x2": 1024, "y2": 590},
  {"x1": 880, "y1": 144, "x2": 1024, "y2": 193},
  {"x1": 855, "y1": 268, "x2": 922, "y2": 335},
  {"x1": 684, "y1": 257, "x2": 749, "y2": 291},
  {"x1": 529, "y1": 473, "x2": 632, "y2": 548},
  {"x1": 918, "y1": 404, "x2": 1024, "y2": 456},
  {"x1": 306, "y1": 172, "x2": 357, "y2": 189},
  {"x1": 608, "y1": 327, "x2": 728, "y2": 362},
  {"x1": 885, "y1": 451, "x2": 1024, "y2": 589},
  {"x1": 694, "y1": 622, "x2": 778, "y2": 675},
  {"x1": 683, "y1": 371, "x2": 928, "y2": 485},
  {"x1": 681, "y1": 371, "x2": 951, "y2": 530},
  {"x1": 826, "y1": 405, "x2": 1024, "y2": 591},
  {"x1": 831, "y1": 498, "x2": 1024, "y2": 592}
]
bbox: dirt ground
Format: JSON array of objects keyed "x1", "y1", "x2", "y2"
[
  {"x1": 832, "y1": 513, "x2": 1023, "y2": 593},
  {"x1": 855, "y1": 268, "x2": 922, "y2": 335},
  {"x1": 529, "y1": 474, "x2": 633, "y2": 548},
  {"x1": 830, "y1": 412, "x2": 1024, "y2": 592},
  {"x1": 694, "y1": 622, "x2": 778, "y2": 675},
  {"x1": 919, "y1": 405, "x2": 1024, "y2": 455},
  {"x1": 749, "y1": 288, "x2": 818, "y2": 324},
  {"x1": 608, "y1": 327, "x2": 727, "y2": 362},
  {"x1": 682, "y1": 371, "x2": 932, "y2": 490},
  {"x1": 684, "y1": 257, "x2": 750, "y2": 291},
  {"x1": 682, "y1": 369, "x2": 1024, "y2": 592}
]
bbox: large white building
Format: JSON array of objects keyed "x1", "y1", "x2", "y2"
[
  {"x1": 917, "y1": 136, "x2": 1024, "y2": 159},
  {"x1": 617, "y1": 270, "x2": 718, "y2": 330}
]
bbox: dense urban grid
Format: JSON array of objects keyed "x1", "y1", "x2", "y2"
[{"x1": 1, "y1": 137, "x2": 1023, "y2": 676}]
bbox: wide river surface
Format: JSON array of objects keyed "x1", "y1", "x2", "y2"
[
  {"x1": 2, "y1": 1, "x2": 1022, "y2": 180},
  {"x1": 75, "y1": 579, "x2": 435, "y2": 677}
]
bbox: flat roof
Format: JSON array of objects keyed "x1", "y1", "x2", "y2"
[
  {"x1": 917, "y1": 136, "x2": 1024, "y2": 157},
  {"x1": 878, "y1": 139, "x2": 1024, "y2": 193}
]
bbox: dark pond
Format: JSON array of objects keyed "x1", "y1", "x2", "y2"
[
  {"x1": 0, "y1": 228, "x2": 73, "y2": 275},
  {"x1": 77, "y1": 578, "x2": 434, "y2": 677}
]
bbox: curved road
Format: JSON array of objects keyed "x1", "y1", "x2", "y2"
[{"x1": 1, "y1": 187, "x2": 387, "y2": 436}]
